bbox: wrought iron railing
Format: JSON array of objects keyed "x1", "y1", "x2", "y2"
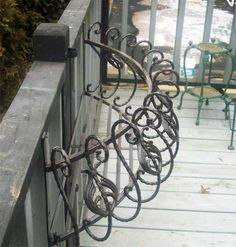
[
  {"x1": 43, "y1": 21, "x2": 180, "y2": 246},
  {"x1": 1, "y1": 1, "x2": 235, "y2": 246}
]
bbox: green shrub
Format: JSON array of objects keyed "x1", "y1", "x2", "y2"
[
  {"x1": 0, "y1": 0, "x2": 32, "y2": 111},
  {"x1": 0, "y1": 0, "x2": 69, "y2": 112},
  {"x1": 18, "y1": 0, "x2": 70, "y2": 23}
]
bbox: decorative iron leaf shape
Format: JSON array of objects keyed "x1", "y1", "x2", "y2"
[
  {"x1": 137, "y1": 140, "x2": 162, "y2": 176},
  {"x1": 136, "y1": 140, "x2": 162, "y2": 202},
  {"x1": 84, "y1": 135, "x2": 118, "y2": 217},
  {"x1": 142, "y1": 92, "x2": 179, "y2": 159},
  {"x1": 131, "y1": 96, "x2": 179, "y2": 182},
  {"x1": 111, "y1": 119, "x2": 142, "y2": 222},
  {"x1": 83, "y1": 170, "x2": 118, "y2": 217}
]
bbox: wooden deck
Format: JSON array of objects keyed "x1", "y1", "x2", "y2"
[{"x1": 81, "y1": 90, "x2": 236, "y2": 247}]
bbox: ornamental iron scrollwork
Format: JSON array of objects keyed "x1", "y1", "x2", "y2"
[{"x1": 45, "y1": 22, "x2": 180, "y2": 246}]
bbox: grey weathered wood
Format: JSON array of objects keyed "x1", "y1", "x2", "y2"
[
  {"x1": 59, "y1": 0, "x2": 93, "y2": 47},
  {"x1": 33, "y1": 23, "x2": 69, "y2": 62},
  {"x1": 23, "y1": 150, "x2": 48, "y2": 247},
  {"x1": 0, "y1": 61, "x2": 66, "y2": 245},
  {"x1": 81, "y1": 228, "x2": 236, "y2": 247},
  {"x1": 99, "y1": 208, "x2": 236, "y2": 232}
]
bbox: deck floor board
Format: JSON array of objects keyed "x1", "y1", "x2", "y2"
[{"x1": 81, "y1": 90, "x2": 236, "y2": 246}]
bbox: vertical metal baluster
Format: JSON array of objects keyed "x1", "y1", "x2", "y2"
[
  {"x1": 47, "y1": 95, "x2": 65, "y2": 236},
  {"x1": 198, "y1": 0, "x2": 215, "y2": 84},
  {"x1": 121, "y1": 0, "x2": 129, "y2": 52},
  {"x1": 50, "y1": 179, "x2": 67, "y2": 233},
  {"x1": 71, "y1": 48, "x2": 78, "y2": 151},
  {"x1": 104, "y1": 105, "x2": 112, "y2": 178},
  {"x1": 43, "y1": 132, "x2": 52, "y2": 233},
  {"x1": 116, "y1": 112, "x2": 122, "y2": 193},
  {"x1": 99, "y1": 104, "x2": 112, "y2": 210},
  {"x1": 66, "y1": 97, "x2": 93, "y2": 231},
  {"x1": 129, "y1": 130, "x2": 134, "y2": 183},
  {"x1": 94, "y1": 0, "x2": 101, "y2": 86},
  {"x1": 173, "y1": 0, "x2": 186, "y2": 73},
  {"x1": 121, "y1": 0, "x2": 129, "y2": 78},
  {"x1": 202, "y1": 0, "x2": 215, "y2": 43},
  {"x1": 147, "y1": 0, "x2": 158, "y2": 69}
]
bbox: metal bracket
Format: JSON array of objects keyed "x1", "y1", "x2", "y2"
[{"x1": 67, "y1": 48, "x2": 78, "y2": 58}]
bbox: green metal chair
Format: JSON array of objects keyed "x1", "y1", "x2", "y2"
[
  {"x1": 177, "y1": 40, "x2": 234, "y2": 125},
  {"x1": 225, "y1": 96, "x2": 236, "y2": 150}
]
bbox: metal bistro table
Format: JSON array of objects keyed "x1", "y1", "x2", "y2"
[{"x1": 178, "y1": 39, "x2": 234, "y2": 126}]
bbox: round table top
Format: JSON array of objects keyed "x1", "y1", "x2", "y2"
[{"x1": 196, "y1": 42, "x2": 228, "y2": 54}]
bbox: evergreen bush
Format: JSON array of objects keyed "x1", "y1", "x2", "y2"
[{"x1": 0, "y1": 0, "x2": 69, "y2": 112}]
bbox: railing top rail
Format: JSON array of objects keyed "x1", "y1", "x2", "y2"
[
  {"x1": 0, "y1": 61, "x2": 66, "y2": 244},
  {"x1": 59, "y1": 0, "x2": 93, "y2": 47},
  {"x1": 0, "y1": 0, "x2": 94, "y2": 244}
]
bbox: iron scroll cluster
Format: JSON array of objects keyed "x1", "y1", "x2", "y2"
[{"x1": 45, "y1": 22, "x2": 180, "y2": 246}]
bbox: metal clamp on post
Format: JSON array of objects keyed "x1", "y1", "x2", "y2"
[{"x1": 67, "y1": 48, "x2": 78, "y2": 59}]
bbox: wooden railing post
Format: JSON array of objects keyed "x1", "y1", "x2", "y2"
[{"x1": 33, "y1": 23, "x2": 72, "y2": 152}]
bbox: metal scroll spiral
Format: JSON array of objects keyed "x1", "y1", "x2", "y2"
[
  {"x1": 151, "y1": 68, "x2": 180, "y2": 99},
  {"x1": 133, "y1": 107, "x2": 163, "y2": 203},
  {"x1": 141, "y1": 92, "x2": 179, "y2": 182},
  {"x1": 87, "y1": 21, "x2": 102, "y2": 40},
  {"x1": 124, "y1": 90, "x2": 179, "y2": 183},
  {"x1": 79, "y1": 121, "x2": 143, "y2": 240},
  {"x1": 85, "y1": 22, "x2": 155, "y2": 107},
  {"x1": 111, "y1": 119, "x2": 142, "y2": 221},
  {"x1": 86, "y1": 25, "x2": 139, "y2": 106},
  {"x1": 118, "y1": 33, "x2": 137, "y2": 50},
  {"x1": 83, "y1": 136, "x2": 118, "y2": 241}
]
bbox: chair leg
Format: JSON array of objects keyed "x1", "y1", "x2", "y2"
[
  {"x1": 177, "y1": 92, "x2": 185, "y2": 110},
  {"x1": 223, "y1": 99, "x2": 229, "y2": 120},
  {"x1": 196, "y1": 99, "x2": 204, "y2": 125},
  {"x1": 228, "y1": 100, "x2": 236, "y2": 150}
]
